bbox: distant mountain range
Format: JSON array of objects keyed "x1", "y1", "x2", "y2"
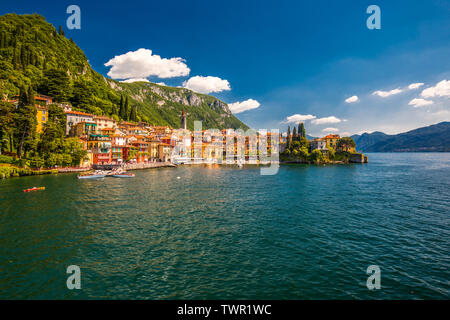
[{"x1": 351, "y1": 122, "x2": 450, "y2": 152}]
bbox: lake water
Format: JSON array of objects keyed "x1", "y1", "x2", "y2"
[{"x1": 0, "y1": 153, "x2": 449, "y2": 299}]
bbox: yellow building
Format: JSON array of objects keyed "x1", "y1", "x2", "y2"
[
  {"x1": 323, "y1": 134, "x2": 340, "y2": 149},
  {"x1": 36, "y1": 106, "x2": 48, "y2": 133}
]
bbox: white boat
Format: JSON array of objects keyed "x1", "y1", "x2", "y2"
[
  {"x1": 77, "y1": 170, "x2": 107, "y2": 179},
  {"x1": 111, "y1": 172, "x2": 135, "y2": 178},
  {"x1": 78, "y1": 173, "x2": 106, "y2": 179}
]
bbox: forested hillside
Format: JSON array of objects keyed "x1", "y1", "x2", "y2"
[{"x1": 0, "y1": 13, "x2": 248, "y2": 130}]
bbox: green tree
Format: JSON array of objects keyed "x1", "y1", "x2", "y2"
[
  {"x1": 298, "y1": 122, "x2": 306, "y2": 138},
  {"x1": 337, "y1": 137, "x2": 356, "y2": 152},
  {"x1": 27, "y1": 86, "x2": 35, "y2": 106},
  {"x1": 309, "y1": 149, "x2": 325, "y2": 164},
  {"x1": 18, "y1": 85, "x2": 30, "y2": 106},
  {"x1": 47, "y1": 104, "x2": 67, "y2": 132},
  {"x1": 286, "y1": 126, "x2": 291, "y2": 149},
  {"x1": 118, "y1": 95, "x2": 124, "y2": 118},
  {"x1": 40, "y1": 68, "x2": 71, "y2": 102},
  {"x1": 123, "y1": 96, "x2": 129, "y2": 120},
  {"x1": 14, "y1": 104, "x2": 37, "y2": 158},
  {"x1": 63, "y1": 138, "x2": 87, "y2": 166},
  {"x1": 70, "y1": 80, "x2": 95, "y2": 111},
  {"x1": 38, "y1": 120, "x2": 64, "y2": 156},
  {"x1": 0, "y1": 102, "x2": 15, "y2": 153},
  {"x1": 130, "y1": 105, "x2": 137, "y2": 122},
  {"x1": 292, "y1": 126, "x2": 297, "y2": 142}
]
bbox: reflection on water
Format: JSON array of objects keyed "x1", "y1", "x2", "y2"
[{"x1": 0, "y1": 154, "x2": 449, "y2": 299}]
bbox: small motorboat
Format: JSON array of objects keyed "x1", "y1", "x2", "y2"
[
  {"x1": 77, "y1": 170, "x2": 107, "y2": 179},
  {"x1": 111, "y1": 172, "x2": 135, "y2": 178},
  {"x1": 24, "y1": 186, "x2": 45, "y2": 193},
  {"x1": 109, "y1": 168, "x2": 135, "y2": 178}
]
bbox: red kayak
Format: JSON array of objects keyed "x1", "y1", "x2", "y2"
[{"x1": 24, "y1": 187, "x2": 46, "y2": 193}]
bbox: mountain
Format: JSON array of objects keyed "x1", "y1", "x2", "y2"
[
  {"x1": 351, "y1": 131, "x2": 391, "y2": 151},
  {"x1": 353, "y1": 122, "x2": 450, "y2": 152},
  {"x1": 0, "y1": 13, "x2": 248, "y2": 130}
]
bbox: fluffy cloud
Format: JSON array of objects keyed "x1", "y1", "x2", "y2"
[
  {"x1": 228, "y1": 99, "x2": 260, "y2": 114},
  {"x1": 311, "y1": 116, "x2": 341, "y2": 125},
  {"x1": 322, "y1": 127, "x2": 339, "y2": 133},
  {"x1": 408, "y1": 98, "x2": 434, "y2": 107},
  {"x1": 120, "y1": 78, "x2": 150, "y2": 83},
  {"x1": 182, "y1": 76, "x2": 231, "y2": 94},
  {"x1": 284, "y1": 114, "x2": 316, "y2": 124},
  {"x1": 105, "y1": 48, "x2": 190, "y2": 79},
  {"x1": 372, "y1": 88, "x2": 403, "y2": 97},
  {"x1": 345, "y1": 95, "x2": 359, "y2": 103},
  {"x1": 421, "y1": 80, "x2": 450, "y2": 98},
  {"x1": 408, "y1": 83, "x2": 424, "y2": 90}
]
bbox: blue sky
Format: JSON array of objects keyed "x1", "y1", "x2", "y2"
[{"x1": 3, "y1": 0, "x2": 450, "y2": 135}]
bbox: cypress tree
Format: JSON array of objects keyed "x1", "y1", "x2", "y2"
[
  {"x1": 118, "y1": 95, "x2": 124, "y2": 118},
  {"x1": 292, "y1": 126, "x2": 297, "y2": 141},
  {"x1": 124, "y1": 96, "x2": 129, "y2": 120},
  {"x1": 130, "y1": 105, "x2": 137, "y2": 122},
  {"x1": 18, "y1": 85, "x2": 29, "y2": 106},
  {"x1": 28, "y1": 86, "x2": 35, "y2": 106},
  {"x1": 298, "y1": 122, "x2": 306, "y2": 138},
  {"x1": 286, "y1": 126, "x2": 291, "y2": 148}
]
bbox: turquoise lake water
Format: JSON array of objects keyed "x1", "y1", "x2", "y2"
[{"x1": 0, "y1": 153, "x2": 449, "y2": 299}]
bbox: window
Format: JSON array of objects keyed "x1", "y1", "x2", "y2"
[{"x1": 42, "y1": 116, "x2": 46, "y2": 121}]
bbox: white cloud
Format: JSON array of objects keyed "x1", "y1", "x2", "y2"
[
  {"x1": 322, "y1": 127, "x2": 339, "y2": 133},
  {"x1": 421, "y1": 80, "x2": 450, "y2": 98},
  {"x1": 408, "y1": 83, "x2": 424, "y2": 90},
  {"x1": 120, "y1": 78, "x2": 150, "y2": 83},
  {"x1": 372, "y1": 88, "x2": 403, "y2": 97},
  {"x1": 345, "y1": 95, "x2": 359, "y2": 103},
  {"x1": 311, "y1": 116, "x2": 341, "y2": 125},
  {"x1": 105, "y1": 48, "x2": 190, "y2": 79},
  {"x1": 182, "y1": 76, "x2": 231, "y2": 94},
  {"x1": 228, "y1": 99, "x2": 260, "y2": 114},
  {"x1": 156, "y1": 82, "x2": 166, "y2": 86},
  {"x1": 283, "y1": 114, "x2": 316, "y2": 124},
  {"x1": 408, "y1": 98, "x2": 434, "y2": 107}
]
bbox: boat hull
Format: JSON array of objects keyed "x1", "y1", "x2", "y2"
[
  {"x1": 78, "y1": 175, "x2": 106, "y2": 179},
  {"x1": 111, "y1": 174, "x2": 135, "y2": 178}
]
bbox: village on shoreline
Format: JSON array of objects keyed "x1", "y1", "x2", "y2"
[{"x1": 0, "y1": 93, "x2": 366, "y2": 179}]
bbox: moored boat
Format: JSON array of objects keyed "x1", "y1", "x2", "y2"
[
  {"x1": 77, "y1": 170, "x2": 107, "y2": 179},
  {"x1": 111, "y1": 172, "x2": 135, "y2": 178}
]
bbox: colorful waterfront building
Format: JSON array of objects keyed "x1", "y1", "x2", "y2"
[
  {"x1": 87, "y1": 134, "x2": 112, "y2": 165},
  {"x1": 94, "y1": 115, "x2": 117, "y2": 132},
  {"x1": 131, "y1": 138, "x2": 150, "y2": 163},
  {"x1": 65, "y1": 111, "x2": 94, "y2": 135},
  {"x1": 71, "y1": 121, "x2": 98, "y2": 137}
]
